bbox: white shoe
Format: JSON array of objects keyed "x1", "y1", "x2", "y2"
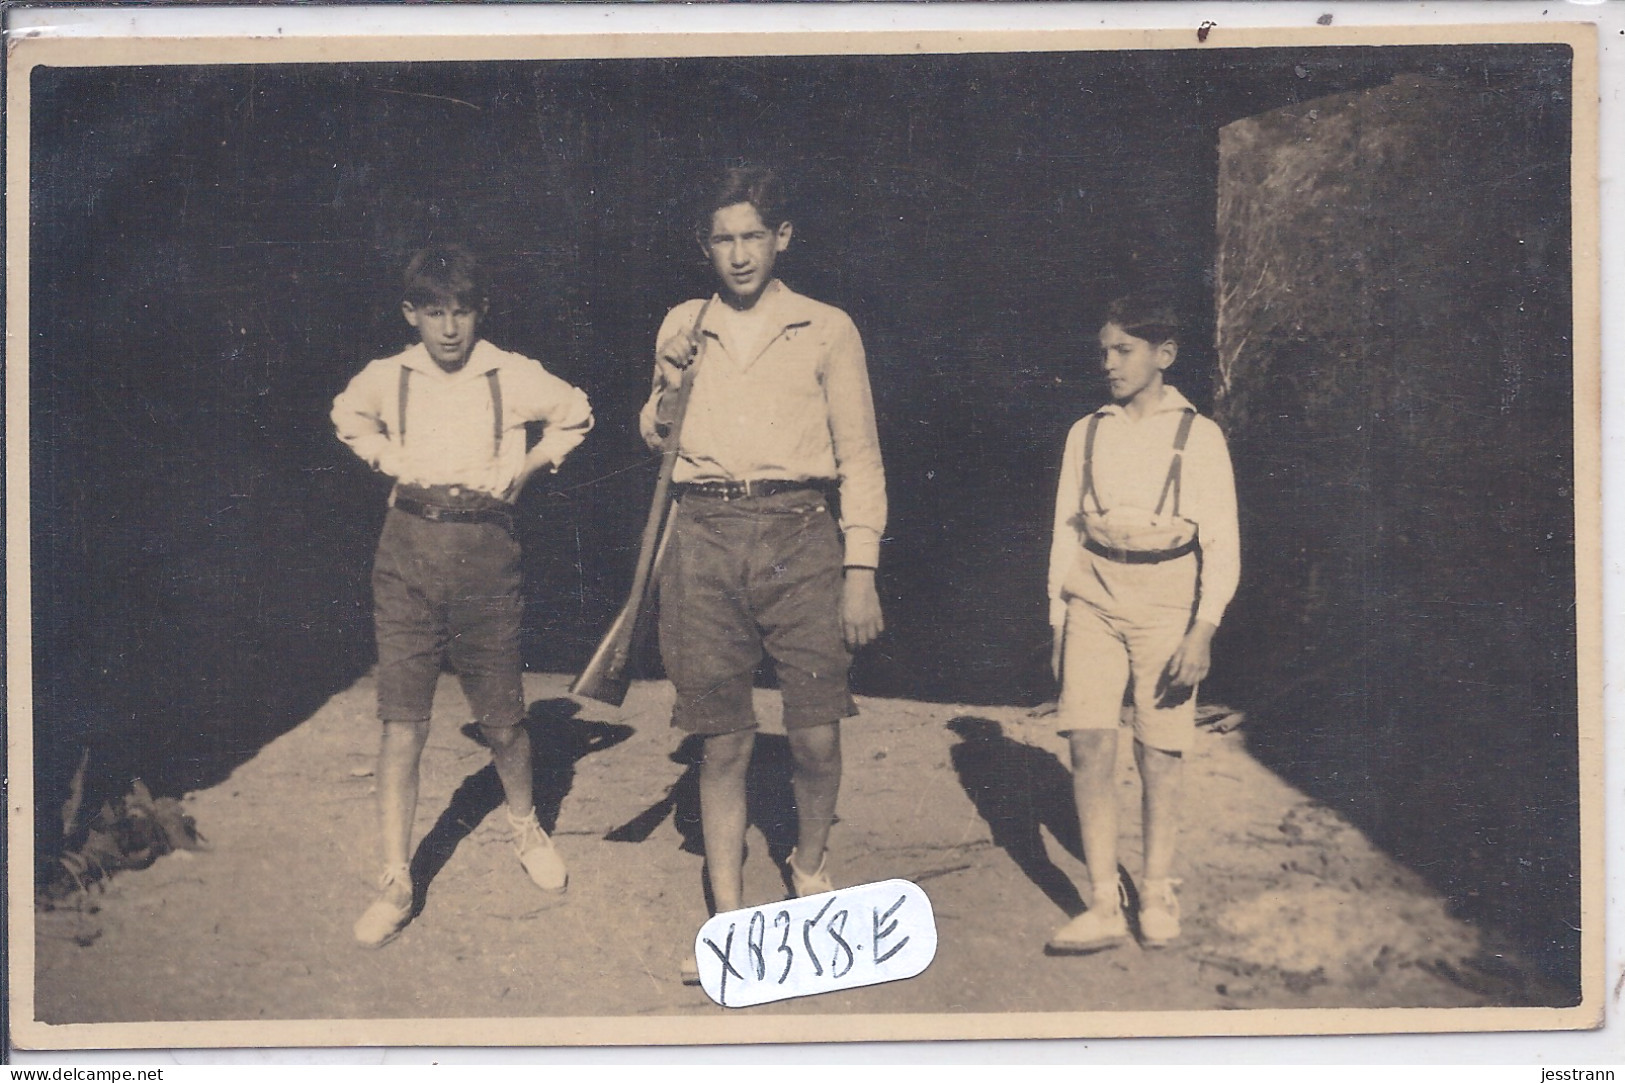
[
  {"x1": 509, "y1": 808, "x2": 568, "y2": 892},
  {"x1": 1046, "y1": 904, "x2": 1130, "y2": 955},
  {"x1": 1047, "y1": 880, "x2": 1131, "y2": 955},
  {"x1": 787, "y1": 847, "x2": 833, "y2": 896},
  {"x1": 1138, "y1": 878, "x2": 1182, "y2": 947},
  {"x1": 353, "y1": 864, "x2": 413, "y2": 948}
]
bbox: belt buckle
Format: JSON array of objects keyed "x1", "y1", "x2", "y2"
[{"x1": 423, "y1": 505, "x2": 445, "y2": 522}]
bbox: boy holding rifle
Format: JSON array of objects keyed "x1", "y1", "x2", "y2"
[
  {"x1": 638, "y1": 165, "x2": 886, "y2": 979},
  {"x1": 333, "y1": 244, "x2": 594, "y2": 948}
]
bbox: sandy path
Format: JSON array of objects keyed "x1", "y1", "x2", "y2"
[{"x1": 33, "y1": 671, "x2": 1522, "y2": 1039}]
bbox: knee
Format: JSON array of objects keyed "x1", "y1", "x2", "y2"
[
  {"x1": 479, "y1": 723, "x2": 524, "y2": 752},
  {"x1": 700, "y1": 730, "x2": 755, "y2": 775},
  {"x1": 378, "y1": 719, "x2": 430, "y2": 765},
  {"x1": 1066, "y1": 729, "x2": 1118, "y2": 774},
  {"x1": 789, "y1": 724, "x2": 842, "y2": 778}
]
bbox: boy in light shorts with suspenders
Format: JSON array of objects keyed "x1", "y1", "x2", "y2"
[{"x1": 1045, "y1": 295, "x2": 1239, "y2": 954}]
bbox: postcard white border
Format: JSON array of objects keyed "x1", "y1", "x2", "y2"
[{"x1": 5, "y1": 0, "x2": 1618, "y2": 1064}]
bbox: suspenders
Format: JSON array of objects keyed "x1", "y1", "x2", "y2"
[
  {"x1": 1155, "y1": 408, "x2": 1197, "y2": 518},
  {"x1": 396, "y1": 366, "x2": 504, "y2": 456},
  {"x1": 397, "y1": 366, "x2": 411, "y2": 442},
  {"x1": 484, "y1": 370, "x2": 503, "y2": 456},
  {"x1": 1080, "y1": 414, "x2": 1106, "y2": 517},
  {"x1": 1080, "y1": 406, "x2": 1197, "y2": 518}
]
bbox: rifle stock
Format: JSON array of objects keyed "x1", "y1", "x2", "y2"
[
  {"x1": 568, "y1": 505, "x2": 674, "y2": 706},
  {"x1": 570, "y1": 297, "x2": 714, "y2": 707},
  {"x1": 568, "y1": 594, "x2": 642, "y2": 707}
]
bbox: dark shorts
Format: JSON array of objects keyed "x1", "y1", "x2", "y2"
[
  {"x1": 658, "y1": 489, "x2": 854, "y2": 736},
  {"x1": 371, "y1": 505, "x2": 524, "y2": 729}
]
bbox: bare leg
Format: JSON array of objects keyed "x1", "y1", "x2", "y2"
[
  {"x1": 378, "y1": 720, "x2": 431, "y2": 870},
  {"x1": 699, "y1": 728, "x2": 757, "y2": 913},
  {"x1": 482, "y1": 723, "x2": 535, "y2": 817},
  {"x1": 375, "y1": 719, "x2": 430, "y2": 910},
  {"x1": 1136, "y1": 741, "x2": 1184, "y2": 883},
  {"x1": 787, "y1": 722, "x2": 842, "y2": 871},
  {"x1": 353, "y1": 718, "x2": 431, "y2": 944},
  {"x1": 1067, "y1": 728, "x2": 1122, "y2": 911}
]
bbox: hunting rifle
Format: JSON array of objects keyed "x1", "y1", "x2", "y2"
[{"x1": 570, "y1": 297, "x2": 714, "y2": 706}]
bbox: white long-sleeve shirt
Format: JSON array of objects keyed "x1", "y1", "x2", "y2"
[
  {"x1": 638, "y1": 281, "x2": 887, "y2": 568},
  {"x1": 332, "y1": 339, "x2": 593, "y2": 500},
  {"x1": 1048, "y1": 385, "x2": 1240, "y2": 630}
]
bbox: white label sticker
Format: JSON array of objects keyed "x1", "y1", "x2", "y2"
[{"x1": 694, "y1": 878, "x2": 937, "y2": 1008}]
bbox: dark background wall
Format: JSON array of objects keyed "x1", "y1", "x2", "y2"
[
  {"x1": 27, "y1": 45, "x2": 1576, "y2": 989},
  {"x1": 1212, "y1": 69, "x2": 1577, "y2": 994}
]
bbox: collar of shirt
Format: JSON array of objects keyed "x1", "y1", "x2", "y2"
[
  {"x1": 700, "y1": 280, "x2": 816, "y2": 360},
  {"x1": 1093, "y1": 384, "x2": 1196, "y2": 419},
  {"x1": 399, "y1": 339, "x2": 505, "y2": 382}
]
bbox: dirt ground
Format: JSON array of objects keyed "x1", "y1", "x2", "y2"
[{"x1": 32, "y1": 671, "x2": 1550, "y2": 1038}]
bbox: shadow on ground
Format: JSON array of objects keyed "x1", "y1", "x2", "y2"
[
  {"x1": 604, "y1": 732, "x2": 805, "y2": 912},
  {"x1": 406, "y1": 698, "x2": 634, "y2": 912},
  {"x1": 945, "y1": 717, "x2": 1087, "y2": 917},
  {"x1": 31, "y1": 454, "x2": 385, "y2": 879},
  {"x1": 1211, "y1": 551, "x2": 1580, "y2": 1000},
  {"x1": 943, "y1": 714, "x2": 1147, "y2": 939}
]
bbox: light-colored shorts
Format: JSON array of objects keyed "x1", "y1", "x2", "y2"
[{"x1": 1056, "y1": 551, "x2": 1200, "y2": 753}]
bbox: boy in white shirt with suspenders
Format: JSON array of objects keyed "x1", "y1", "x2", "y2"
[
  {"x1": 1045, "y1": 295, "x2": 1239, "y2": 954},
  {"x1": 333, "y1": 245, "x2": 594, "y2": 947}
]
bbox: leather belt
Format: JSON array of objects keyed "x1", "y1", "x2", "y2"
[
  {"x1": 674, "y1": 478, "x2": 836, "y2": 501},
  {"x1": 394, "y1": 495, "x2": 514, "y2": 527},
  {"x1": 1084, "y1": 537, "x2": 1197, "y2": 565}
]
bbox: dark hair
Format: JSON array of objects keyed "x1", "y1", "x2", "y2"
[
  {"x1": 401, "y1": 244, "x2": 487, "y2": 308},
  {"x1": 694, "y1": 164, "x2": 791, "y2": 243},
  {"x1": 1102, "y1": 295, "x2": 1180, "y2": 348}
]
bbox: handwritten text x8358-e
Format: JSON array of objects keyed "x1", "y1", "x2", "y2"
[{"x1": 694, "y1": 879, "x2": 938, "y2": 1008}]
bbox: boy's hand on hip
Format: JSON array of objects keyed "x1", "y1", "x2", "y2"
[
  {"x1": 841, "y1": 569, "x2": 884, "y2": 649},
  {"x1": 377, "y1": 446, "x2": 412, "y2": 482},
  {"x1": 1163, "y1": 620, "x2": 1216, "y2": 692},
  {"x1": 498, "y1": 449, "x2": 555, "y2": 501},
  {"x1": 498, "y1": 468, "x2": 531, "y2": 502}
]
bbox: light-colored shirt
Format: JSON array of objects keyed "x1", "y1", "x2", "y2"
[
  {"x1": 332, "y1": 339, "x2": 593, "y2": 501},
  {"x1": 638, "y1": 280, "x2": 887, "y2": 568},
  {"x1": 1047, "y1": 385, "x2": 1240, "y2": 630}
]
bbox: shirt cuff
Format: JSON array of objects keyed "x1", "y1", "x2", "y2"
[
  {"x1": 842, "y1": 528, "x2": 881, "y2": 570},
  {"x1": 1194, "y1": 603, "x2": 1226, "y2": 630}
]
